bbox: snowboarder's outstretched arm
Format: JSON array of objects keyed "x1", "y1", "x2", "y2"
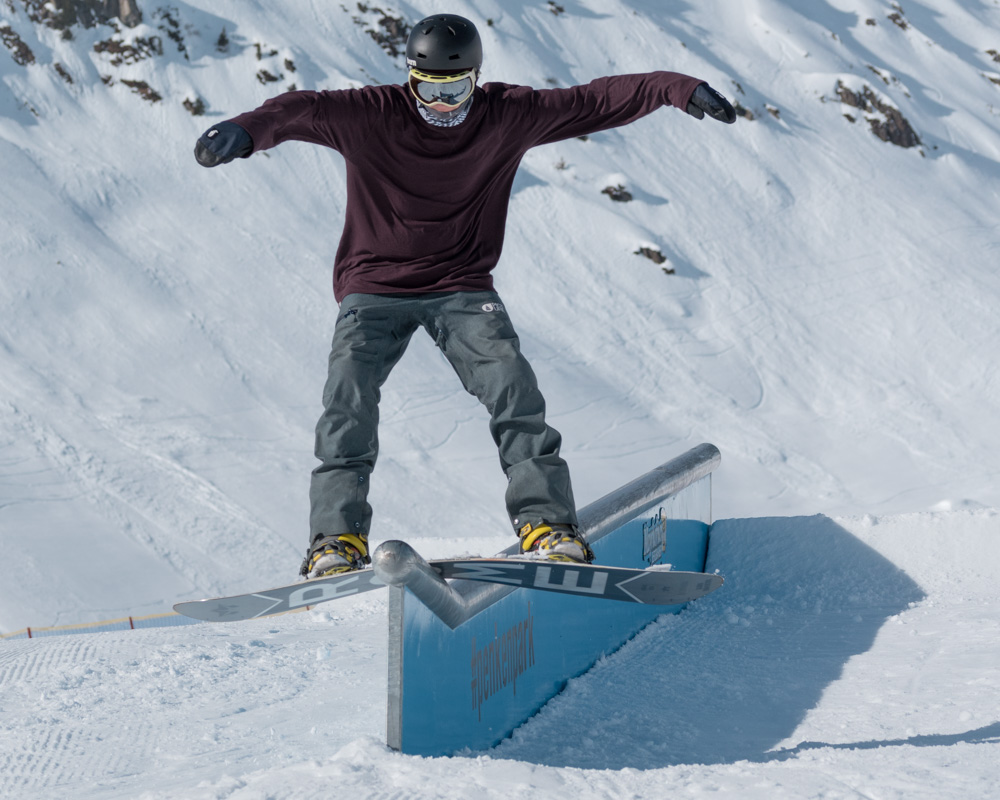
[
  {"x1": 193, "y1": 89, "x2": 378, "y2": 166},
  {"x1": 194, "y1": 121, "x2": 253, "y2": 168},
  {"x1": 510, "y1": 73, "x2": 736, "y2": 147}
]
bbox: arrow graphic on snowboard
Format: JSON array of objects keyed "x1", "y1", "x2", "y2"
[
  {"x1": 174, "y1": 550, "x2": 723, "y2": 622},
  {"x1": 174, "y1": 569, "x2": 387, "y2": 621}
]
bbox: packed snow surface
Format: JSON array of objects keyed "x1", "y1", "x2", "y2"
[
  {"x1": 2, "y1": 511, "x2": 997, "y2": 798},
  {"x1": 1, "y1": 0, "x2": 998, "y2": 797}
]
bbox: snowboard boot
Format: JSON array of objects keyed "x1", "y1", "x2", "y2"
[
  {"x1": 518, "y1": 522, "x2": 594, "y2": 564},
  {"x1": 300, "y1": 533, "x2": 370, "y2": 579}
]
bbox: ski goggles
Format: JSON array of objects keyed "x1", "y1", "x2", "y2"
[{"x1": 408, "y1": 67, "x2": 478, "y2": 109}]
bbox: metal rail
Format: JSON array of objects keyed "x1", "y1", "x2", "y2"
[{"x1": 374, "y1": 443, "x2": 721, "y2": 628}]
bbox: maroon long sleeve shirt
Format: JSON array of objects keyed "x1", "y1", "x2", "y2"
[{"x1": 231, "y1": 72, "x2": 703, "y2": 301}]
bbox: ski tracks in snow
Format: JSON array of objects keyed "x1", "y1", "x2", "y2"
[
  {"x1": 0, "y1": 637, "x2": 140, "y2": 798},
  {"x1": 0, "y1": 598, "x2": 390, "y2": 800},
  {"x1": 0, "y1": 386, "x2": 300, "y2": 625}
]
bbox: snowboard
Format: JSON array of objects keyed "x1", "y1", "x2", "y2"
[{"x1": 174, "y1": 557, "x2": 723, "y2": 622}]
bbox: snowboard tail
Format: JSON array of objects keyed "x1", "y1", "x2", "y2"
[
  {"x1": 436, "y1": 558, "x2": 723, "y2": 606},
  {"x1": 174, "y1": 569, "x2": 385, "y2": 622}
]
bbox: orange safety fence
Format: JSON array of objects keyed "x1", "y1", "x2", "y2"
[
  {"x1": 0, "y1": 611, "x2": 199, "y2": 640},
  {"x1": 1, "y1": 605, "x2": 314, "y2": 641}
]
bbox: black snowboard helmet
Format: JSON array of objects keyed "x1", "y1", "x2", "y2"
[{"x1": 405, "y1": 13, "x2": 483, "y2": 73}]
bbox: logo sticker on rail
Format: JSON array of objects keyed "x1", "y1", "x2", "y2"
[{"x1": 471, "y1": 604, "x2": 535, "y2": 721}]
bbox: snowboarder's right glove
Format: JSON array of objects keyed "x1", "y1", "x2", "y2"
[
  {"x1": 686, "y1": 84, "x2": 737, "y2": 124},
  {"x1": 194, "y1": 121, "x2": 253, "y2": 167}
]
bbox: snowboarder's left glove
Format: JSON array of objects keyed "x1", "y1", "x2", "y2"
[
  {"x1": 686, "y1": 84, "x2": 736, "y2": 124},
  {"x1": 194, "y1": 121, "x2": 253, "y2": 167}
]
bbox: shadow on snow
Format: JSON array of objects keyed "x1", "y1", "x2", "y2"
[{"x1": 492, "y1": 514, "x2": 929, "y2": 768}]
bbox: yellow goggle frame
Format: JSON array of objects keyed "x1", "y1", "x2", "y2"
[{"x1": 408, "y1": 68, "x2": 478, "y2": 109}]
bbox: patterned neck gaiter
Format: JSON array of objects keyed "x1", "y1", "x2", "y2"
[{"x1": 416, "y1": 96, "x2": 474, "y2": 128}]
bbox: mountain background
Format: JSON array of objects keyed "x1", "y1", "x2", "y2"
[
  {"x1": 1, "y1": 2, "x2": 999, "y2": 796},
  {"x1": 4, "y1": 0, "x2": 998, "y2": 627}
]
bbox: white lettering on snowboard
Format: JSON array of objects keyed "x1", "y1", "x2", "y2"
[
  {"x1": 448, "y1": 563, "x2": 526, "y2": 585},
  {"x1": 285, "y1": 574, "x2": 380, "y2": 608},
  {"x1": 533, "y1": 566, "x2": 608, "y2": 595}
]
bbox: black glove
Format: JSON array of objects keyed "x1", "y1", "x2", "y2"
[
  {"x1": 194, "y1": 121, "x2": 253, "y2": 167},
  {"x1": 686, "y1": 84, "x2": 737, "y2": 124}
]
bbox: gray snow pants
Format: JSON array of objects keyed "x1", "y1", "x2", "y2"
[{"x1": 309, "y1": 291, "x2": 578, "y2": 543}]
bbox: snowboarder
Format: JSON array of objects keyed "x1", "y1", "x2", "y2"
[{"x1": 194, "y1": 13, "x2": 736, "y2": 579}]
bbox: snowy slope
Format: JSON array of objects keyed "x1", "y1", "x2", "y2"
[
  {"x1": 1, "y1": 0, "x2": 999, "y2": 796},
  {"x1": 2, "y1": 0, "x2": 999, "y2": 625}
]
